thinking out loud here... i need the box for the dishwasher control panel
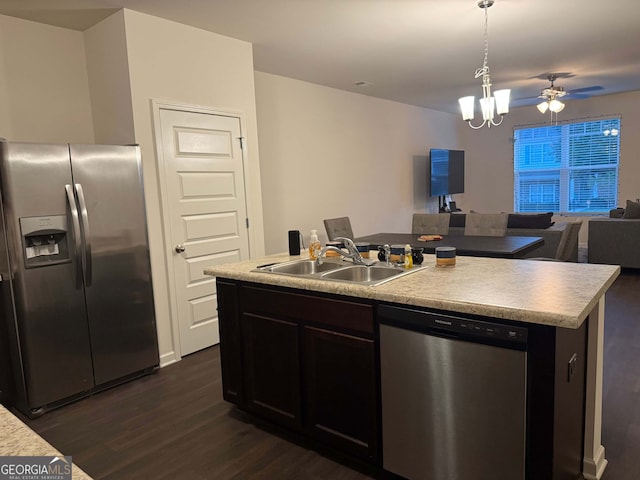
[444,317,527,343]
[378,304,528,347]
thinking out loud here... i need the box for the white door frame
[151,99,254,363]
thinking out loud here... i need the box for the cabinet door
[303,326,378,462]
[242,312,302,430]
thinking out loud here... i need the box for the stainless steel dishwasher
[379,305,528,480]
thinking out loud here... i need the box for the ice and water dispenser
[19,216,71,268]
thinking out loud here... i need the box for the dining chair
[464,213,508,236]
[411,213,450,235]
[529,220,582,262]
[323,217,354,240]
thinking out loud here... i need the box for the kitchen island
[205,252,619,480]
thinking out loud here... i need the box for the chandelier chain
[475,0,490,79]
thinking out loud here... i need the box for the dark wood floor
[17,270,640,480]
[19,342,373,479]
[600,270,640,479]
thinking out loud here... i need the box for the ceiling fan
[537,74,568,113]
[512,73,604,112]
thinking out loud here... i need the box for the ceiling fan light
[549,99,565,112]
[459,96,476,121]
[537,101,549,113]
[494,89,510,115]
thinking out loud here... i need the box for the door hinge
[239,137,245,150]
[246,217,250,229]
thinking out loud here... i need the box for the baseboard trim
[159,351,180,368]
[583,444,607,480]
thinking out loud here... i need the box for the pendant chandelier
[458,0,510,129]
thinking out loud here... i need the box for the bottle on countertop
[309,229,321,260]
[404,244,413,269]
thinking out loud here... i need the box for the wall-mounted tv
[429,148,465,197]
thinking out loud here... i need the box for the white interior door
[159,108,250,356]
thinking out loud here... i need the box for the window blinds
[514,118,620,213]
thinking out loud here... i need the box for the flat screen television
[429,148,465,197]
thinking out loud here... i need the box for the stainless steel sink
[254,259,424,286]
[268,259,342,275]
[321,265,404,282]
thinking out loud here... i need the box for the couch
[588,201,640,268]
[447,213,577,261]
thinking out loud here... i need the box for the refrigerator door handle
[75,183,92,287]
[65,184,83,289]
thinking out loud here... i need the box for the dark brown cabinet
[217,281,379,463]
[216,277,590,479]
[242,312,301,430]
[303,325,377,461]
[216,280,242,404]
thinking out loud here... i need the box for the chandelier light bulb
[537,101,549,113]
[479,96,495,121]
[459,96,476,121]
[494,89,510,115]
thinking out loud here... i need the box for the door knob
[175,244,185,253]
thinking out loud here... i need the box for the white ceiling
[2,0,640,113]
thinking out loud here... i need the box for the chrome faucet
[382,244,392,266]
[317,236,366,265]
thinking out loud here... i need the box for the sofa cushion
[622,200,640,219]
[507,212,554,229]
[610,208,625,218]
[589,218,640,268]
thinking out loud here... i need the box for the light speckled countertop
[204,252,620,329]
[0,405,92,479]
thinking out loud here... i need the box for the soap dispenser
[404,244,413,269]
[309,230,321,260]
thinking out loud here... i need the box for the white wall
[84,10,135,145]
[116,10,265,364]
[459,90,640,245]
[0,14,94,143]
[255,72,462,254]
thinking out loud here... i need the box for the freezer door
[69,144,158,385]
[0,142,94,410]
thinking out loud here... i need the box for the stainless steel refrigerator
[0,141,159,416]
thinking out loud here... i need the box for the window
[514,118,620,213]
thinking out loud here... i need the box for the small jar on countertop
[324,241,344,257]
[355,242,370,259]
[390,244,404,264]
[435,246,456,267]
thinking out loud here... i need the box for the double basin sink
[254,258,425,286]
